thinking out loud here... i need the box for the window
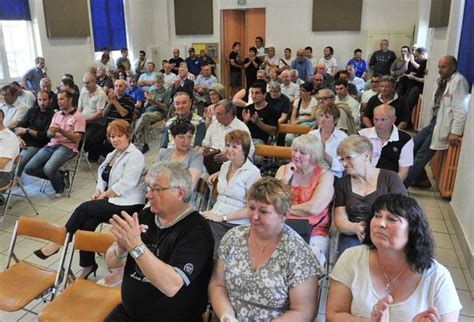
[0,20,37,82]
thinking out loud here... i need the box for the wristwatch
[130,244,146,259]
[222,215,228,222]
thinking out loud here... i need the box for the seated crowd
[0,37,468,321]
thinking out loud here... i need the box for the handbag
[202,148,223,175]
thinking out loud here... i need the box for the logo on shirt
[183,263,194,275]
[392,147,399,153]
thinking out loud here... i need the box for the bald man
[404,55,469,188]
[359,104,414,181]
[103,79,136,124]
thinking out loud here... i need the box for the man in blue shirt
[291,49,314,82]
[126,74,145,116]
[185,48,204,77]
[347,48,368,80]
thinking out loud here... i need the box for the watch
[130,244,146,259]
[222,215,228,222]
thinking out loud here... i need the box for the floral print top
[218,224,318,321]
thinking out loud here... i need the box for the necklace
[250,230,283,252]
[377,253,409,291]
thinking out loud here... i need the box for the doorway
[221,8,266,97]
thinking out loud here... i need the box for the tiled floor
[0,140,473,321]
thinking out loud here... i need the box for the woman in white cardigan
[34,119,146,279]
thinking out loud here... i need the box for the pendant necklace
[378,254,409,291]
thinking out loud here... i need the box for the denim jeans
[18,146,41,177]
[337,233,362,257]
[403,118,437,188]
[24,145,75,193]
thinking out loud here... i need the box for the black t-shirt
[369,50,397,75]
[265,93,291,118]
[244,102,279,142]
[363,95,409,126]
[106,94,135,123]
[169,57,184,74]
[121,208,214,322]
[17,106,54,147]
[407,59,427,89]
[229,51,241,73]
[244,57,262,86]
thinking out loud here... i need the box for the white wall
[28,0,95,87]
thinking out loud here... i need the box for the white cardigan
[96,143,146,206]
[431,71,470,150]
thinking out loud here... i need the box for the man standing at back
[21,57,47,94]
[369,39,397,76]
[185,48,204,77]
[404,55,470,188]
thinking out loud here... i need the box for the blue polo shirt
[291,58,314,82]
[126,86,145,104]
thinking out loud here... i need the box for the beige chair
[38,230,120,322]
[0,217,68,312]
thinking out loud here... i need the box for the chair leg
[17,181,39,215]
[0,189,14,224]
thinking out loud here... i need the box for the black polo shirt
[363,94,409,126]
[121,208,214,322]
[17,106,54,147]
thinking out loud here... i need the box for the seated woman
[327,193,461,321]
[202,130,260,254]
[203,83,226,128]
[34,119,146,279]
[308,103,347,178]
[209,177,319,321]
[155,120,203,190]
[276,134,334,268]
[334,135,406,255]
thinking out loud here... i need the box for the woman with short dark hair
[327,193,461,321]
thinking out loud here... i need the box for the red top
[288,165,330,237]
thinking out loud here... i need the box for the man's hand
[251,112,260,124]
[448,133,462,146]
[15,127,27,136]
[109,211,143,251]
[19,138,26,148]
[242,109,251,123]
[49,124,60,135]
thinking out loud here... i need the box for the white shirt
[279,57,293,70]
[281,82,300,101]
[309,128,347,178]
[350,76,366,92]
[78,86,107,119]
[361,89,378,104]
[163,72,179,90]
[265,55,280,73]
[359,125,414,168]
[202,117,255,157]
[335,95,360,125]
[212,159,261,225]
[330,246,462,321]
[1,100,29,127]
[18,90,36,108]
[319,57,338,71]
[0,128,20,173]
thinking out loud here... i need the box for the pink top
[288,165,330,237]
[47,109,86,153]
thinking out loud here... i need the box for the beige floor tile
[459,316,474,322]
[436,248,461,268]
[446,220,456,234]
[459,290,474,316]
[18,312,40,321]
[451,234,462,251]
[433,232,454,249]
[0,309,28,321]
[447,266,469,291]
[464,270,474,293]
[422,205,444,219]
[428,218,449,234]
[457,250,469,270]
[0,231,13,253]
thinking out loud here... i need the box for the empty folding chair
[38,230,120,322]
[0,217,68,312]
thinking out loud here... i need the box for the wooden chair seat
[38,279,121,322]
[255,145,293,159]
[277,123,311,135]
[0,262,56,312]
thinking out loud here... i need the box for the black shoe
[82,263,99,280]
[412,179,432,189]
[141,144,150,154]
[63,170,70,190]
[34,248,59,260]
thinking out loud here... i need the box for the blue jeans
[403,118,437,188]
[18,146,41,177]
[24,145,75,193]
[337,233,362,256]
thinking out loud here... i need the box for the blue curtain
[90,0,127,51]
[458,0,474,91]
[0,0,31,20]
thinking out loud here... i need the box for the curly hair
[363,194,434,273]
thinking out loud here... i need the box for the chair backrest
[16,217,67,246]
[255,144,292,159]
[277,123,311,135]
[73,230,116,254]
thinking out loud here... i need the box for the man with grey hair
[359,104,413,180]
[280,70,300,102]
[104,161,214,321]
[362,75,409,129]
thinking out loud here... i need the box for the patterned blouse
[218,225,318,320]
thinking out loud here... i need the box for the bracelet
[114,246,128,259]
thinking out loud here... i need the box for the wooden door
[244,8,266,88]
[222,10,245,97]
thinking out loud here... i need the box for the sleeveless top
[288,165,330,237]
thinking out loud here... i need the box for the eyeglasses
[316,96,333,101]
[338,154,359,163]
[147,186,179,193]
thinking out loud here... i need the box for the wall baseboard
[446,204,474,280]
